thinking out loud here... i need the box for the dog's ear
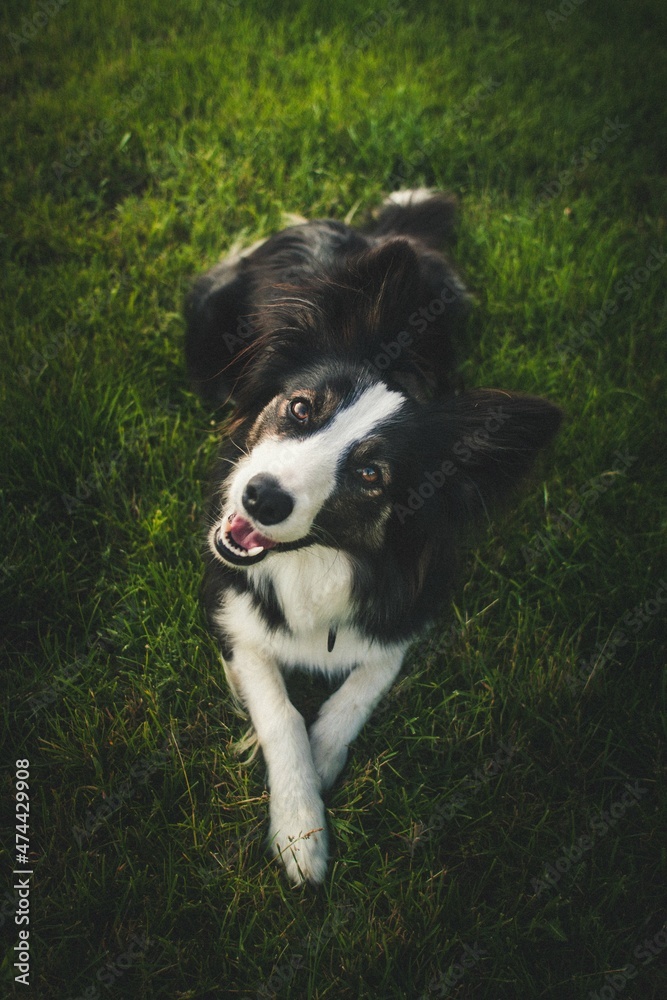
[424,389,563,519]
[388,389,561,603]
[184,259,254,406]
[345,235,466,395]
[350,237,422,336]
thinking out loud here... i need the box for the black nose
[242,474,294,525]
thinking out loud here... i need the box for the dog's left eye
[289,398,311,423]
[356,465,381,486]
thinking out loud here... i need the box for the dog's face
[209,365,422,567]
[209,361,563,571]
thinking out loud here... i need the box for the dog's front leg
[309,644,408,791]
[227,649,328,885]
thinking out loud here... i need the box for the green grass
[1,0,666,997]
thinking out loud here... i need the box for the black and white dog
[185,190,561,885]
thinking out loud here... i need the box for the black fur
[185,194,467,410]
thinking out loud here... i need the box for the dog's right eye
[289,398,311,423]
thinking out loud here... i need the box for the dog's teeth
[246,546,264,557]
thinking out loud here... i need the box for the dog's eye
[289,398,311,423]
[356,465,381,486]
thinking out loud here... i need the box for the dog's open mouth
[214,512,278,566]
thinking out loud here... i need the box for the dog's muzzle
[212,474,315,567]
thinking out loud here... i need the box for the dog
[184,189,562,885]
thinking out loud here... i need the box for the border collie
[185,189,561,885]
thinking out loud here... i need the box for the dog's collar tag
[327,628,337,652]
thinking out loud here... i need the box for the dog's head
[208,364,562,571]
[206,236,561,574]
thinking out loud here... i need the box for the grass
[1,0,666,997]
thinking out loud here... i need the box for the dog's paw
[309,721,349,792]
[269,796,329,885]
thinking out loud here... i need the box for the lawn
[1,0,666,997]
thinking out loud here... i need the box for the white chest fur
[215,546,391,675]
[253,545,354,633]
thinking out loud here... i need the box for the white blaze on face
[226,383,406,543]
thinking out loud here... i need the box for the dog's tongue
[229,514,277,551]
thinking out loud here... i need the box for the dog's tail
[368,188,459,251]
